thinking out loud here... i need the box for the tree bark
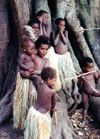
[0,0,100,138]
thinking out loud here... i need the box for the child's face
[47,77,56,89]
[31,23,40,32]
[38,44,49,58]
[24,42,36,55]
[84,63,94,72]
[57,20,65,31]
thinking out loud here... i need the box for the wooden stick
[62,70,97,82]
[78,27,100,32]
[54,111,57,126]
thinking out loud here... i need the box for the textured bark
[0,0,10,96]
[75,0,100,68]
[51,90,82,139]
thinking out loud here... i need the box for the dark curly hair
[28,19,40,26]
[82,57,93,67]
[41,67,57,81]
[35,36,50,48]
[22,37,34,48]
[36,10,48,17]
[55,18,65,25]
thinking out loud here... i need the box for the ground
[0,109,100,139]
[69,109,100,139]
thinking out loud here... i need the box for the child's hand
[34,31,40,37]
[24,71,31,78]
[39,17,43,23]
[29,69,34,73]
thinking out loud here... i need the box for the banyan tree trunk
[74,0,100,124]
[75,0,100,68]
[0,0,10,97]
[0,0,100,138]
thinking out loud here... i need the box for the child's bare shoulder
[40,83,56,94]
[19,52,27,59]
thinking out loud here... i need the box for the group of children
[14,9,100,139]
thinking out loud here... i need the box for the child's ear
[47,77,51,82]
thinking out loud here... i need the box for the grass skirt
[13,72,37,129]
[24,107,51,139]
[46,47,77,92]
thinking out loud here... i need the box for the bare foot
[81,120,85,127]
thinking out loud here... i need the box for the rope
[82,77,98,93]
[78,27,100,32]
[62,70,97,82]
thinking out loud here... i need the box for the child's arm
[31,70,41,75]
[44,58,49,68]
[60,30,68,44]
[42,24,51,37]
[42,24,48,37]
[95,70,100,83]
[38,17,44,36]
[53,31,60,46]
[50,91,56,117]
[20,70,31,78]
[18,54,29,71]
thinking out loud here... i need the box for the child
[47,17,76,93]
[18,38,35,78]
[19,36,50,90]
[28,19,40,38]
[51,18,68,55]
[78,57,100,127]
[36,10,50,37]
[24,67,57,139]
[13,36,49,129]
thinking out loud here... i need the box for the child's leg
[82,92,89,127]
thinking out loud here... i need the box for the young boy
[51,18,68,55]
[78,57,100,127]
[24,67,57,139]
[36,10,50,37]
[18,36,49,90]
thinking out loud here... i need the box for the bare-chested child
[24,67,56,139]
[36,10,50,37]
[18,36,50,90]
[34,67,56,113]
[78,57,100,127]
[18,38,35,79]
[51,18,68,55]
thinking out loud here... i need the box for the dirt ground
[69,109,100,139]
[0,109,100,139]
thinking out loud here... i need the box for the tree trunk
[0,0,100,138]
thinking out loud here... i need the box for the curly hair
[82,57,93,67]
[41,67,57,81]
[35,35,50,48]
[55,18,65,25]
[36,10,48,17]
[28,19,40,26]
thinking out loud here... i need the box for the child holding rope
[78,57,100,127]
